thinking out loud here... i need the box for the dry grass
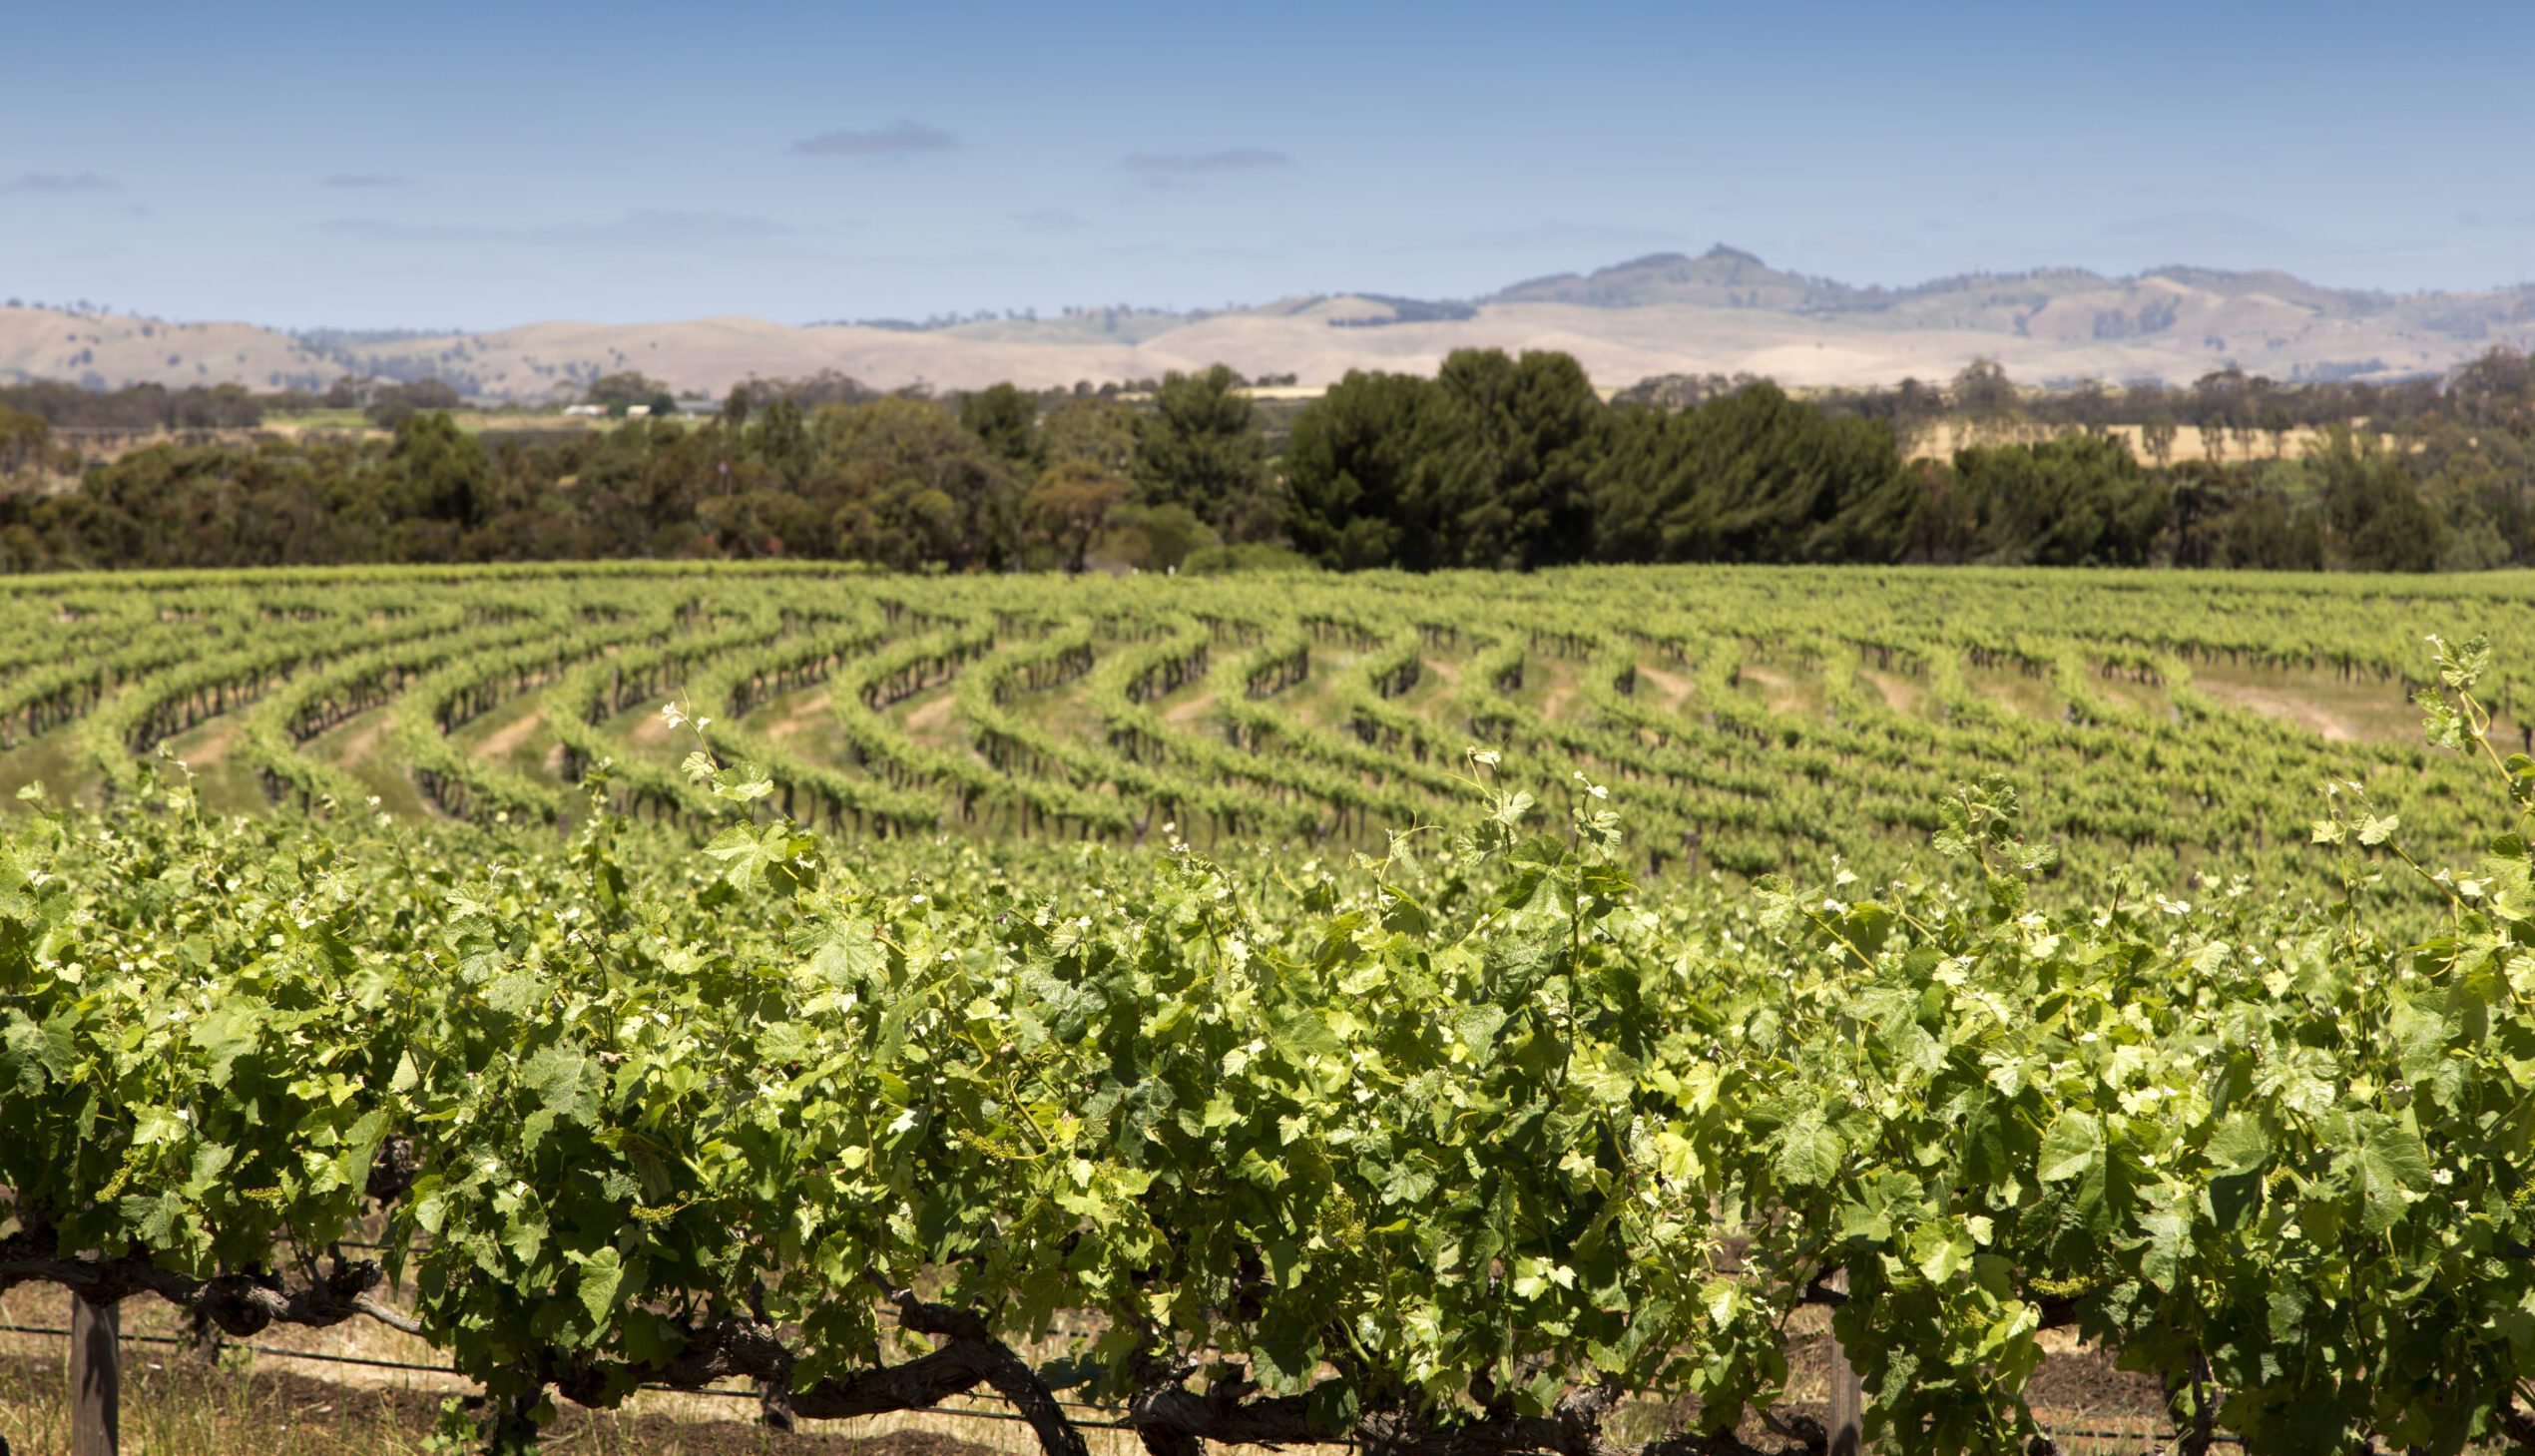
[11,263,2519,401]
[1903,419,2370,466]
[0,1347,1085,1456]
[0,1282,2189,1456]
[0,1283,1153,1456]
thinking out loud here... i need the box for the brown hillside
[5,249,2531,398]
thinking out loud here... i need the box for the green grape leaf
[573,1245,627,1323]
[1774,1111,1842,1188]
[2037,1112,2102,1183]
[2346,1118,2431,1233]
[2203,1114,2270,1178]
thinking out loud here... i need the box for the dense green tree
[9,348,2530,577]
[1041,396,1140,475]
[1415,349,1601,570]
[958,382,1044,475]
[365,378,462,428]
[753,397,811,487]
[0,378,267,431]
[37,435,370,568]
[2309,431,2446,572]
[1282,370,1437,569]
[582,371,670,409]
[2448,346,2535,427]
[694,489,829,560]
[814,397,1023,571]
[1025,460,1130,573]
[380,410,487,526]
[2163,461,2237,569]
[1101,502,1218,572]
[1937,434,2169,566]
[2214,495,2328,570]
[1950,359,2017,424]
[1134,365,1270,536]
[469,436,602,561]
[1590,382,1916,564]
[566,417,712,558]
[0,405,51,475]
[1282,352,1602,572]
[2413,416,2535,566]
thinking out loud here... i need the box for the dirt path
[903,693,960,746]
[1634,663,1695,713]
[2192,681,2360,741]
[168,715,241,766]
[763,693,833,742]
[1163,692,1218,728]
[627,707,678,746]
[1738,665,1803,715]
[1861,670,1923,717]
[325,714,393,767]
[475,707,547,758]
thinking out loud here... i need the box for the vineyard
[4,562,2531,894]
[10,561,2535,1455]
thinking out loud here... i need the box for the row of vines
[9,564,2535,1453]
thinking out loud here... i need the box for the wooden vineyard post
[1825,1267,1862,1456]
[70,1293,120,1456]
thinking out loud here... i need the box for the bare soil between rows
[0,1351,1002,1456]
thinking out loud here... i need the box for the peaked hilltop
[1486,244,2425,320]
[1489,244,1859,309]
[4,247,2530,398]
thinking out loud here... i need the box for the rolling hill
[7,245,2532,399]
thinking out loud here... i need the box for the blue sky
[3,0,2530,329]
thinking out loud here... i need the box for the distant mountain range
[8,245,2533,400]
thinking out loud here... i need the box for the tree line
[0,372,1265,574]
[2,348,2530,574]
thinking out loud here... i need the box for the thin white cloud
[1122,148,1289,175]
[315,209,794,249]
[2,172,117,195]
[1012,207,1086,232]
[792,121,958,158]
[315,218,480,243]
